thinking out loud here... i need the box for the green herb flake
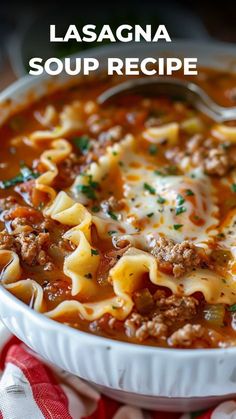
[91,249,99,256]
[108,230,117,236]
[185,189,194,196]
[157,195,166,204]
[73,136,90,154]
[118,161,124,167]
[91,205,100,213]
[176,194,185,206]
[77,184,96,200]
[175,206,187,216]
[0,166,40,189]
[147,212,154,218]
[144,183,155,195]
[77,175,99,200]
[149,144,158,155]
[108,210,118,221]
[173,224,183,230]
[232,184,236,193]
[228,304,236,312]
[154,170,165,176]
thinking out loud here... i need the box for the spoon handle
[98,77,236,123]
[188,81,236,122]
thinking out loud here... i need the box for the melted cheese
[77,135,219,250]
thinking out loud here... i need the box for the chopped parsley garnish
[175,206,187,215]
[176,194,185,206]
[112,305,119,310]
[91,249,99,256]
[73,136,90,154]
[232,184,236,193]
[91,205,100,213]
[84,273,92,279]
[77,184,96,200]
[149,144,158,155]
[147,212,154,218]
[118,161,124,167]
[87,176,99,189]
[228,304,236,312]
[76,175,99,200]
[154,170,165,176]
[157,195,166,204]
[0,166,40,189]
[173,224,183,230]
[185,189,194,196]
[144,183,155,194]
[108,210,118,220]
[108,230,117,236]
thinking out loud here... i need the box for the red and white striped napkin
[0,322,235,419]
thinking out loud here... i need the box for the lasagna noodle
[36,139,72,203]
[30,101,85,141]
[72,133,219,247]
[1,120,236,323]
[0,181,235,320]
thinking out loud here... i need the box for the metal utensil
[98,77,236,122]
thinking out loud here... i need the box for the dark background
[0,0,235,89]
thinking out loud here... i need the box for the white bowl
[0,41,236,412]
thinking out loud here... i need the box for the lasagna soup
[1,69,236,348]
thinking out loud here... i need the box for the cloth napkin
[0,322,235,419]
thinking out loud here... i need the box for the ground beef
[0,230,52,268]
[0,196,18,212]
[88,287,222,347]
[168,324,205,347]
[16,232,50,266]
[154,293,199,323]
[124,313,168,341]
[0,204,57,269]
[151,237,205,277]
[122,294,199,343]
[56,153,83,188]
[56,126,124,188]
[96,245,130,285]
[166,134,235,176]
